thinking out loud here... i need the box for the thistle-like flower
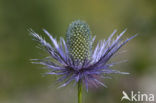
[30,20,136,90]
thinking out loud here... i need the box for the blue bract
[30,20,137,91]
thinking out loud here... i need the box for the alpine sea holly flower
[30,20,137,103]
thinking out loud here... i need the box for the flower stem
[78,80,82,103]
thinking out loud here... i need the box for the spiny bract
[30,20,137,90]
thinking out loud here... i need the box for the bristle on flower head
[30,20,137,90]
[66,20,92,63]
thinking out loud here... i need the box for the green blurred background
[0,0,156,103]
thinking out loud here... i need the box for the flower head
[66,20,92,64]
[30,20,137,90]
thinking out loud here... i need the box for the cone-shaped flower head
[66,20,92,64]
[30,20,137,90]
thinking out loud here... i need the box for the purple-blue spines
[30,20,137,91]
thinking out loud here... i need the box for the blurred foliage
[0,0,156,103]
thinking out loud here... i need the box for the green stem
[78,80,82,103]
